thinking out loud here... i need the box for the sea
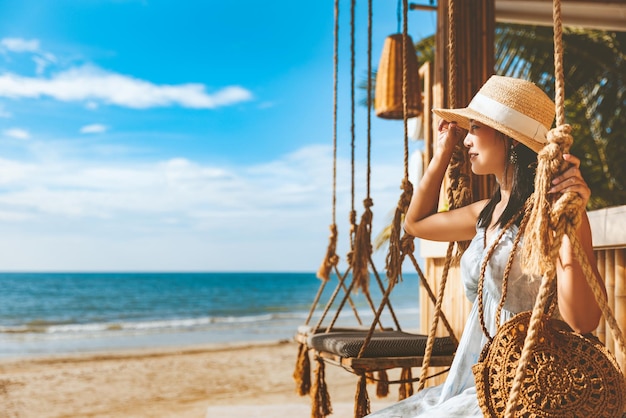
[0,272,422,359]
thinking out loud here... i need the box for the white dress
[366,225,541,417]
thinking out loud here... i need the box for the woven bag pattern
[473,311,626,417]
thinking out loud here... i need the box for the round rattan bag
[473,310,626,417]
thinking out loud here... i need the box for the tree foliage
[494,24,626,209]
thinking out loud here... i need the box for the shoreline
[0,339,397,417]
[0,338,291,364]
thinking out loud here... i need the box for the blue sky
[0,0,436,272]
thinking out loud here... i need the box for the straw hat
[432,75,555,153]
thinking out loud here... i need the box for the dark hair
[477,136,537,229]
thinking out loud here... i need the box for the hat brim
[432,107,546,153]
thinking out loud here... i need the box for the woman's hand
[437,120,466,154]
[548,154,591,207]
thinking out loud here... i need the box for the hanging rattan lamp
[375,33,422,119]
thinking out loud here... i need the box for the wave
[0,311,310,335]
[0,305,419,336]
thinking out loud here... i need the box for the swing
[293,1,466,417]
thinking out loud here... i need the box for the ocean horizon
[0,271,422,358]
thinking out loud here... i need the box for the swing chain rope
[359,0,413,359]
[315,0,341,285]
[352,0,375,295]
[384,0,412,289]
[418,0,465,391]
[312,0,363,333]
[504,0,626,415]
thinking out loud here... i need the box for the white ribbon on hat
[468,93,548,142]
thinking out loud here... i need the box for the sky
[0,0,436,272]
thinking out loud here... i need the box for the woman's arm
[551,153,605,334]
[404,120,483,242]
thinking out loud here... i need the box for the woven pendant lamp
[375,33,422,119]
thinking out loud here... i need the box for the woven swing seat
[308,330,456,372]
[295,324,395,345]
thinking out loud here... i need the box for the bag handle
[476,204,530,342]
[476,200,559,343]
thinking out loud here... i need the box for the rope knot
[521,124,581,277]
[400,234,415,256]
[349,210,357,230]
[398,178,413,212]
[316,223,339,281]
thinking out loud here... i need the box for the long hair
[477,133,537,229]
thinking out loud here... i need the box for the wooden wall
[595,246,626,373]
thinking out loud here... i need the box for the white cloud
[0,143,405,271]
[1,37,57,77]
[0,64,253,109]
[3,128,30,139]
[80,124,108,134]
[1,38,40,53]
[33,56,49,75]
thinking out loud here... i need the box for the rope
[315,0,341,284]
[552,0,565,128]
[504,1,626,414]
[301,0,342,400]
[402,0,410,183]
[446,0,472,256]
[407,248,458,345]
[353,18,377,403]
[476,205,530,342]
[384,0,412,285]
[350,0,356,246]
[351,0,374,294]
[417,242,454,391]
[419,0,468,390]
[447,0,457,109]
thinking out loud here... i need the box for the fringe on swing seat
[293,342,311,396]
[311,356,333,418]
[355,373,371,418]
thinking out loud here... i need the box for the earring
[509,144,518,165]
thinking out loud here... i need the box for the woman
[367,75,604,417]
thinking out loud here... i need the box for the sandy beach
[0,340,399,418]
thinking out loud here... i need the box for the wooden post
[615,248,625,371]
[596,250,607,344]
[606,249,616,352]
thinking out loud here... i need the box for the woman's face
[463,120,507,177]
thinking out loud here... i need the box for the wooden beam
[317,350,455,372]
[496,0,626,31]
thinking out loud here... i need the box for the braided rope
[384,0,412,284]
[447,0,457,109]
[419,0,471,390]
[312,0,363,328]
[351,0,375,294]
[417,242,454,391]
[446,0,472,254]
[504,2,626,414]
[315,0,341,284]
[407,249,458,345]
